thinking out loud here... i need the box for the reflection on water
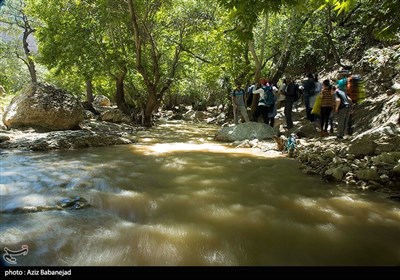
[1,121,400,265]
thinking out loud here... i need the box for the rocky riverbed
[1,44,399,201]
[1,105,400,201]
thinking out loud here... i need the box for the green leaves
[2,0,399,109]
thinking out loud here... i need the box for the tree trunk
[127,0,181,127]
[270,9,313,84]
[85,79,94,103]
[326,6,345,67]
[248,13,269,83]
[22,29,37,83]
[115,67,129,114]
[249,40,261,82]
[21,12,37,83]
[250,93,259,119]
[143,89,157,127]
[270,50,291,85]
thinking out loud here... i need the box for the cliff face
[351,44,400,134]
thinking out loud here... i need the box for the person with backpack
[267,84,279,127]
[252,81,275,126]
[303,73,316,122]
[246,83,255,108]
[231,82,250,125]
[283,78,299,129]
[346,74,365,135]
[277,79,287,109]
[336,69,349,93]
[311,74,323,124]
[319,80,335,137]
[252,83,269,124]
[333,85,352,139]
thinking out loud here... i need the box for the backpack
[287,83,299,101]
[246,85,254,107]
[294,86,300,102]
[303,79,315,95]
[336,90,351,109]
[261,85,274,106]
[314,81,322,95]
[346,74,366,104]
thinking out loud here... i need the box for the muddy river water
[1,121,399,265]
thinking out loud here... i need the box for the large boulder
[93,95,111,107]
[214,122,276,142]
[99,108,126,123]
[0,120,136,151]
[2,83,84,131]
[348,135,378,158]
[183,110,210,122]
[294,123,319,138]
[349,123,400,157]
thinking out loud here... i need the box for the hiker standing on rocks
[231,82,250,125]
[320,80,335,136]
[284,78,298,129]
[333,85,352,139]
[303,73,316,122]
[252,83,269,124]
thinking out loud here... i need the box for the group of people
[304,70,355,139]
[231,70,359,140]
[314,78,353,139]
[230,79,278,127]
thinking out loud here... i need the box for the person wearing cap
[336,69,349,93]
[231,82,250,125]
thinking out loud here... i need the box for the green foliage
[0,0,37,92]
[361,0,400,40]
[0,50,31,93]
[314,0,400,40]
[1,0,399,112]
[160,0,231,107]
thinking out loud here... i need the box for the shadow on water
[1,121,400,265]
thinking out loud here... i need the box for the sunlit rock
[214,122,275,142]
[0,133,10,142]
[2,83,84,131]
[183,110,210,122]
[100,108,126,123]
[93,95,111,107]
[392,82,400,91]
[0,120,136,151]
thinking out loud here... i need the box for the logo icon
[3,245,29,265]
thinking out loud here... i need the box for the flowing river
[1,121,400,266]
